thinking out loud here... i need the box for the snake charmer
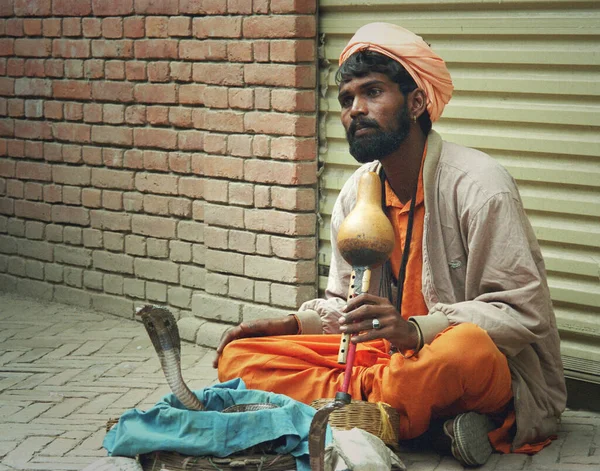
[214,22,567,467]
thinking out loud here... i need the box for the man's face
[338,72,410,163]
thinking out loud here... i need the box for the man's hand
[212,316,299,368]
[339,293,419,351]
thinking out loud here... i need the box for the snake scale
[137,305,335,470]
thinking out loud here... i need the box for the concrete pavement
[0,292,598,471]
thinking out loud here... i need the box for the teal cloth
[103,378,331,471]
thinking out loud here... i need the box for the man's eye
[367,88,382,97]
[340,97,353,108]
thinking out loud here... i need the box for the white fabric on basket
[324,428,406,471]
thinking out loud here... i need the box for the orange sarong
[219,323,513,441]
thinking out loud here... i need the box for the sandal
[443,412,495,467]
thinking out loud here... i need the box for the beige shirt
[297,130,567,448]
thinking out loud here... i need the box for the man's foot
[443,412,496,467]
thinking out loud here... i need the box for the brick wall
[0,0,319,348]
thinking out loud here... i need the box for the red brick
[91,167,134,190]
[0,118,14,137]
[14,38,50,57]
[24,19,43,36]
[15,77,51,97]
[6,18,24,37]
[245,160,316,185]
[227,0,252,14]
[244,112,315,137]
[25,141,44,159]
[52,39,90,58]
[24,58,45,77]
[135,172,178,195]
[228,88,253,110]
[253,40,269,62]
[91,39,133,58]
[52,122,91,143]
[105,60,125,80]
[52,81,90,100]
[125,105,145,124]
[179,39,227,61]
[42,18,61,37]
[271,136,316,161]
[102,147,123,168]
[8,99,23,117]
[7,58,23,76]
[253,135,270,157]
[64,102,83,121]
[203,86,228,109]
[61,185,80,204]
[62,18,82,37]
[204,110,244,133]
[134,83,177,104]
[169,152,191,174]
[91,81,133,102]
[147,106,169,125]
[170,61,191,81]
[64,59,84,78]
[134,0,178,14]
[0,78,15,97]
[82,146,102,165]
[102,17,122,39]
[168,16,191,37]
[25,99,43,118]
[179,84,205,105]
[0,197,15,216]
[92,125,132,146]
[192,63,243,86]
[272,89,315,112]
[123,149,143,169]
[271,0,316,14]
[204,134,226,154]
[254,0,268,13]
[82,188,101,207]
[192,109,205,129]
[178,176,203,198]
[243,16,315,39]
[53,0,92,15]
[102,103,124,124]
[0,160,15,178]
[90,209,131,231]
[245,64,315,88]
[62,144,82,163]
[92,0,133,16]
[24,181,43,200]
[134,39,178,59]
[227,41,252,62]
[52,205,89,225]
[14,0,51,16]
[44,184,62,203]
[180,0,226,14]
[203,155,243,179]
[134,128,177,150]
[82,18,101,37]
[14,200,51,222]
[126,61,146,81]
[123,16,144,38]
[7,178,24,197]
[147,62,169,82]
[0,39,15,57]
[228,134,252,157]
[146,16,168,37]
[83,58,103,79]
[14,120,51,140]
[169,107,192,128]
[44,59,63,77]
[271,39,314,63]
[142,150,168,171]
[43,142,62,161]
[101,189,123,210]
[7,139,25,157]
[52,164,91,185]
[178,130,204,151]
[142,194,169,215]
[193,16,241,39]
[82,103,101,123]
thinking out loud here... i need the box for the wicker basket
[139,451,296,471]
[310,399,400,446]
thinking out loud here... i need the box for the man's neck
[380,130,428,204]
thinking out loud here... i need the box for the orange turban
[339,22,453,122]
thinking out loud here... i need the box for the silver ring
[372,318,381,330]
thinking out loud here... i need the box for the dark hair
[336,50,432,135]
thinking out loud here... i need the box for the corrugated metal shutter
[317,0,600,382]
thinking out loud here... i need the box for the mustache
[348,117,381,137]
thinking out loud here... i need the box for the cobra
[137,304,331,470]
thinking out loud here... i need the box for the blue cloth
[103,378,331,471]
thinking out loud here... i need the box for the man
[214,23,566,466]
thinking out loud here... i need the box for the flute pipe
[337,267,371,365]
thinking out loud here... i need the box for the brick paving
[0,292,598,471]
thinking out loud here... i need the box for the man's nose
[350,96,367,118]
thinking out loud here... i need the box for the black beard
[346,105,411,164]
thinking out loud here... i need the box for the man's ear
[408,88,427,119]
